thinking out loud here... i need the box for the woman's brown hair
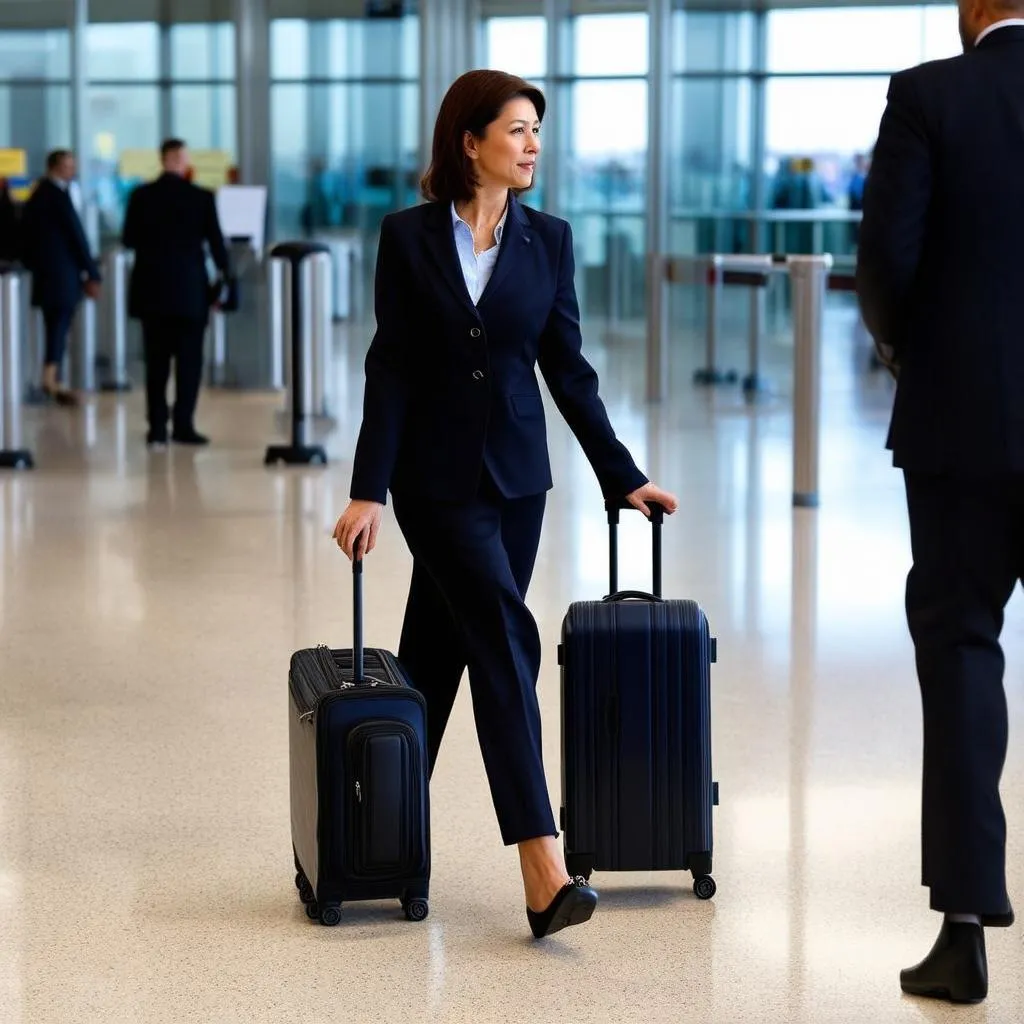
[421,69,546,205]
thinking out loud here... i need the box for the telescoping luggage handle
[352,538,366,684]
[605,498,665,600]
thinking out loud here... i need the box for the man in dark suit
[20,150,101,406]
[856,0,1024,1005]
[122,138,230,447]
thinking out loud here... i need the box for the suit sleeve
[64,194,100,282]
[538,222,648,499]
[204,190,230,275]
[348,216,412,505]
[855,69,932,355]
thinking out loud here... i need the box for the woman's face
[464,97,541,193]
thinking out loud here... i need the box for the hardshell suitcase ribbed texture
[559,500,718,900]
[289,555,430,926]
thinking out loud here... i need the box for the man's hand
[626,482,679,518]
[333,500,384,560]
[84,280,101,300]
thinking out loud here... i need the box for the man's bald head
[959,0,1024,50]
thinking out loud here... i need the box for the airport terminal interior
[2,1,1023,1022]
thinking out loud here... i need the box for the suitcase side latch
[712,781,719,806]
[710,637,718,665]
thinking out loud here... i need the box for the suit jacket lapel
[478,195,531,308]
[422,201,478,318]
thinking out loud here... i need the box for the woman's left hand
[626,482,679,518]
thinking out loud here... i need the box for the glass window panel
[485,17,547,79]
[325,17,418,78]
[669,77,753,211]
[170,23,236,81]
[563,79,647,213]
[171,85,237,157]
[271,20,310,79]
[0,83,70,178]
[766,76,888,162]
[0,30,70,81]
[87,24,160,81]
[671,11,755,74]
[923,4,962,61]
[272,80,419,240]
[572,13,648,77]
[767,8,927,74]
[87,85,160,238]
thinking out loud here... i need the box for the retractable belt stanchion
[0,269,34,470]
[70,292,97,392]
[694,256,738,385]
[207,309,227,387]
[264,242,329,467]
[789,254,833,508]
[101,248,132,392]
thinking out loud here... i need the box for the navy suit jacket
[21,178,100,310]
[856,26,1024,475]
[349,196,648,505]
[123,173,230,322]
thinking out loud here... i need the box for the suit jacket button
[470,327,482,338]
[472,370,485,380]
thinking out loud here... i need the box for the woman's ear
[463,130,479,162]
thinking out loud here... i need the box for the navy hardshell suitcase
[559,500,718,900]
[289,553,430,925]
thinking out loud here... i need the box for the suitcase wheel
[295,872,314,904]
[305,901,320,920]
[693,876,717,901]
[318,903,343,927]
[403,898,429,922]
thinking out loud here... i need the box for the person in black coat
[20,150,101,406]
[122,138,230,447]
[856,1,1024,1004]
[332,70,678,939]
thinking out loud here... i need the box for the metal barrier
[100,248,132,392]
[0,270,34,470]
[69,294,97,392]
[264,242,331,467]
[653,251,834,506]
[790,255,832,508]
[207,309,228,387]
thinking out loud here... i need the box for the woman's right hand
[333,500,384,560]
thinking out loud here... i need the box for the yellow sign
[0,148,27,178]
[190,149,232,190]
[119,149,162,182]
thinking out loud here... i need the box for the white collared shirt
[976,18,1024,46]
[451,202,508,306]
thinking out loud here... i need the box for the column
[645,0,671,401]
[69,0,95,249]
[234,0,271,188]
[419,0,473,173]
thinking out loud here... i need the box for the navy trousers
[391,474,553,846]
[904,471,1018,917]
[42,305,76,371]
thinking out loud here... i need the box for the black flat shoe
[526,879,598,939]
[900,921,987,1004]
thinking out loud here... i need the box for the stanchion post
[264,241,329,467]
[790,254,833,508]
[308,251,333,419]
[645,252,669,403]
[742,277,769,399]
[0,271,35,470]
[694,255,738,386]
[70,294,97,392]
[207,310,227,387]
[101,248,131,392]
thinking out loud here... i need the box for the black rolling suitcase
[559,499,719,900]
[288,552,430,926]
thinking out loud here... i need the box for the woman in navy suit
[334,70,678,939]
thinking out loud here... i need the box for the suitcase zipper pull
[355,781,362,804]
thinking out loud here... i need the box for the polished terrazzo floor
[1,307,1022,1023]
